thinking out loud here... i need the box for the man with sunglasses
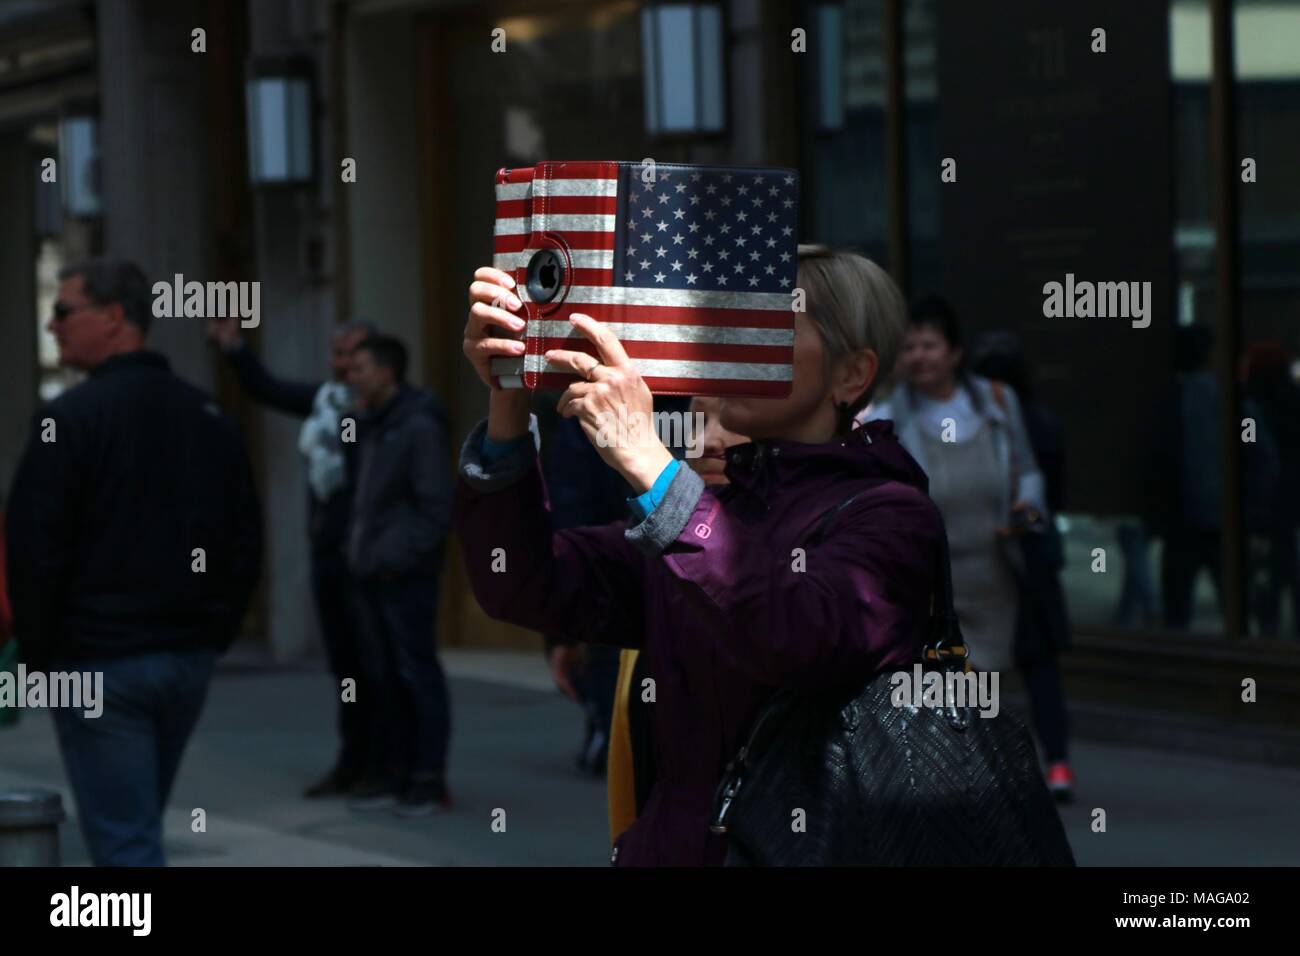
[5,257,262,866]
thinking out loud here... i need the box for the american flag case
[491,161,800,397]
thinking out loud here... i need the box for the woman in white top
[867,296,1076,799]
[872,297,1046,670]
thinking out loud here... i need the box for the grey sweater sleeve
[624,461,705,556]
[458,415,542,493]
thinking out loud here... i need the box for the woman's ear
[836,348,879,406]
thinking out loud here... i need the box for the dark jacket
[540,411,633,654]
[224,343,353,552]
[346,385,452,582]
[5,351,262,668]
[1021,402,1066,516]
[455,417,942,866]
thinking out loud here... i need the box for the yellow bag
[606,649,640,844]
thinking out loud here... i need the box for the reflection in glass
[641,3,725,135]
[1237,0,1300,640]
[803,0,888,265]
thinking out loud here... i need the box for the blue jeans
[351,573,450,784]
[52,648,217,866]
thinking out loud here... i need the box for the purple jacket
[454,417,942,866]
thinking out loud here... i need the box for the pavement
[2,647,1299,866]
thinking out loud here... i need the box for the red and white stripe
[491,162,793,397]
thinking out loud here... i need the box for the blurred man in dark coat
[6,257,261,865]
[343,335,454,816]
[206,315,375,797]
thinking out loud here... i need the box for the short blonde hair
[797,245,907,426]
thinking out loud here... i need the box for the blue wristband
[628,458,681,522]
[481,432,530,466]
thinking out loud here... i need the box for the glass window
[1237,0,1300,640]
[1060,0,1223,637]
[800,0,888,266]
[893,0,1229,642]
[641,3,725,135]
[30,122,88,401]
[904,0,939,294]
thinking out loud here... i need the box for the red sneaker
[1046,762,1075,803]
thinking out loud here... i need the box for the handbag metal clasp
[928,642,972,730]
[711,773,742,835]
[944,699,971,731]
[711,752,747,835]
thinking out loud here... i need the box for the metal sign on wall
[937,0,1175,516]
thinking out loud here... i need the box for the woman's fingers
[555,381,594,415]
[568,313,631,368]
[545,348,602,379]
[539,315,634,383]
[468,279,522,313]
[469,299,525,334]
[464,265,528,391]
[465,336,527,388]
[471,336,527,358]
[473,265,516,286]
[469,266,516,297]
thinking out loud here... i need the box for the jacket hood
[721,418,930,501]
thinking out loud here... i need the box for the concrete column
[95,0,214,389]
[343,9,425,376]
[247,0,337,661]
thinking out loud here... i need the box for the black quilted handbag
[710,486,1076,866]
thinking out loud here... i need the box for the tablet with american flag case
[491,161,800,397]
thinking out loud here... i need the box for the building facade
[2,0,1297,754]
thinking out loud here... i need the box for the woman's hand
[464,266,527,388]
[997,500,1042,538]
[464,266,531,440]
[546,314,674,494]
[548,644,583,702]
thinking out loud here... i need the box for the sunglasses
[51,302,93,322]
